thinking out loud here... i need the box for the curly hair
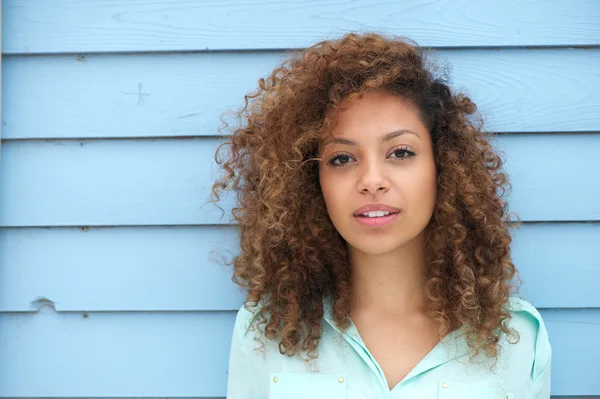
[211,31,522,363]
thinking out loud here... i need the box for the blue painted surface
[1,135,598,226]
[0,310,236,397]
[0,226,245,312]
[0,309,598,396]
[0,223,598,313]
[2,49,599,139]
[2,0,599,53]
[0,0,598,397]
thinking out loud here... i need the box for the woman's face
[318,90,437,256]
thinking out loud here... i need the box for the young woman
[212,32,551,399]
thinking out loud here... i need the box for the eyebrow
[324,129,420,147]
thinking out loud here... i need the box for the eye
[389,146,416,160]
[328,153,354,167]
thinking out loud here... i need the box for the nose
[356,159,390,194]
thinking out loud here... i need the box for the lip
[353,203,402,228]
[355,211,400,227]
[353,203,401,216]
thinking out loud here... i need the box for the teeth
[361,210,392,217]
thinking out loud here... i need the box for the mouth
[353,209,401,228]
[355,210,398,218]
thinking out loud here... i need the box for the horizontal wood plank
[2,49,599,139]
[0,226,245,312]
[512,223,600,308]
[2,0,599,54]
[0,223,598,312]
[0,309,597,396]
[0,138,235,226]
[0,135,599,227]
[0,310,234,397]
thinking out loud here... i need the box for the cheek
[319,169,348,220]
[403,163,437,209]
[419,165,438,210]
[318,169,333,207]
[319,171,337,207]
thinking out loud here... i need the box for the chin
[346,236,407,256]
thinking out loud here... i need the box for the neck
[348,232,428,317]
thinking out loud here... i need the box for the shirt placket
[339,322,392,398]
[322,296,470,398]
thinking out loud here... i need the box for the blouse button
[273,376,278,383]
[442,382,449,389]
[338,377,345,383]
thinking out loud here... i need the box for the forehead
[322,90,428,142]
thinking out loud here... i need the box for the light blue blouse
[226,295,551,398]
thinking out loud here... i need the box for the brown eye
[328,154,354,167]
[389,147,416,160]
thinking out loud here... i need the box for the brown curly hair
[211,31,522,363]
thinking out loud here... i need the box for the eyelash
[327,146,416,167]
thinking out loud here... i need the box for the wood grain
[2,49,598,139]
[2,0,599,54]
[0,309,597,396]
[0,223,598,312]
[1,135,598,226]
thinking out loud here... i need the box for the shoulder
[505,296,548,344]
[503,297,552,381]
[506,296,546,334]
[234,304,258,337]
[233,300,268,338]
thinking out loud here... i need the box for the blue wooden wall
[1,0,599,397]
